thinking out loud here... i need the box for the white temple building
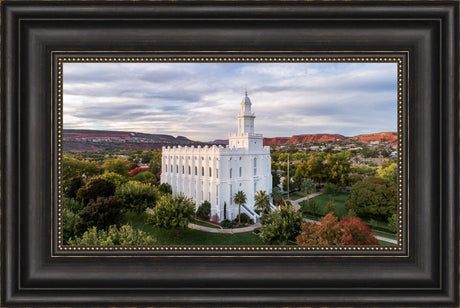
[161,91,272,222]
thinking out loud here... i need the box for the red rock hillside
[263,132,397,146]
[350,132,398,145]
[264,134,346,146]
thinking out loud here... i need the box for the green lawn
[127,215,264,245]
[301,192,349,217]
[283,190,312,201]
[191,219,221,229]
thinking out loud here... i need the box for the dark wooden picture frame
[2,1,458,306]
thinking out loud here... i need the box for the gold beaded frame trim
[55,55,407,254]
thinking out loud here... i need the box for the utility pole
[287,153,290,200]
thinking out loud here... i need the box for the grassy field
[283,190,313,201]
[127,214,264,245]
[301,192,349,217]
[191,219,221,229]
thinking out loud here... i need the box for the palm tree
[270,186,283,209]
[254,190,271,215]
[233,190,247,224]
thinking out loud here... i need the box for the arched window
[239,167,242,177]
[209,167,212,177]
[182,165,185,174]
[176,165,178,173]
[229,168,232,178]
[254,157,257,175]
[170,165,173,172]
[188,166,191,174]
[165,164,168,172]
[202,167,204,176]
[195,166,197,175]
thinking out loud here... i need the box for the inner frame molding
[54,54,407,254]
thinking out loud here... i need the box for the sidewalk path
[290,191,323,210]
[188,222,262,234]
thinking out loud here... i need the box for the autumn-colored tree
[102,157,130,177]
[129,167,150,176]
[296,213,379,246]
[324,197,339,217]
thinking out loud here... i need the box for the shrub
[115,181,159,214]
[306,199,319,216]
[237,213,254,224]
[324,198,339,217]
[65,176,85,199]
[99,171,129,187]
[63,197,85,213]
[210,214,219,223]
[388,213,398,233]
[220,219,233,229]
[147,194,195,238]
[68,225,157,246]
[158,183,172,194]
[324,182,340,195]
[259,203,302,245]
[132,171,156,183]
[63,207,80,244]
[76,178,116,205]
[196,201,211,219]
[74,196,126,235]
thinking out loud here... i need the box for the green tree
[115,181,159,214]
[305,152,327,184]
[132,171,156,183]
[65,176,85,199]
[254,190,271,215]
[377,161,397,184]
[324,151,351,186]
[62,155,101,186]
[99,171,129,187]
[196,200,211,219]
[388,213,398,233]
[345,177,397,220]
[323,182,340,195]
[271,171,281,188]
[76,178,116,205]
[233,190,247,224]
[69,225,157,246]
[62,207,80,244]
[300,178,316,206]
[75,196,126,235]
[324,197,339,217]
[259,202,302,245]
[270,187,283,208]
[306,199,319,217]
[102,157,130,177]
[147,194,195,238]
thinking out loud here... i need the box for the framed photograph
[2,1,458,307]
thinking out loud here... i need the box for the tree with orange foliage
[296,213,379,246]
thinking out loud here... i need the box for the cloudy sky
[63,62,397,141]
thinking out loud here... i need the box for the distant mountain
[349,132,398,145]
[263,132,397,146]
[63,129,398,152]
[63,129,206,152]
